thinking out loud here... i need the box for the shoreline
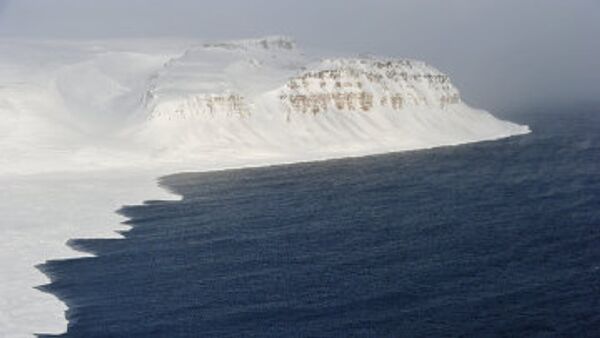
[1,128,529,337]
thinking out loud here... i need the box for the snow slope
[0,37,529,337]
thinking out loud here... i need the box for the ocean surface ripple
[39,108,600,337]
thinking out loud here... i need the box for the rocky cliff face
[148,93,250,120]
[143,39,464,122]
[278,58,461,115]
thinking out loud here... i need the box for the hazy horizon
[1,0,598,113]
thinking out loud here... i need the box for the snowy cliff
[143,37,462,121]
[135,36,528,160]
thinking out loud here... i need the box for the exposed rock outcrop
[278,58,461,115]
[149,93,250,120]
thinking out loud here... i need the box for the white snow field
[0,37,529,337]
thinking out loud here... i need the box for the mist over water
[39,108,600,337]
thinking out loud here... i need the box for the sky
[0,0,598,113]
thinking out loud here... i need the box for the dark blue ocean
[39,108,600,337]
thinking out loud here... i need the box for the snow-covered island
[0,37,529,337]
